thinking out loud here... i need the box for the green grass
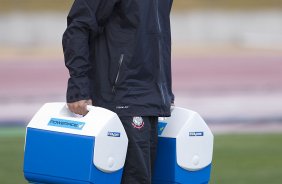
[0,0,281,12]
[210,134,282,184]
[172,0,282,10]
[0,128,282,184]
[0,128,27,184]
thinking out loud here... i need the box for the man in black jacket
[63,0,174,183]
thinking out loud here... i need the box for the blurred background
[0,0,282,183]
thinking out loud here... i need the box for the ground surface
[1,129,282,184]
[0,47,281,133]
[0,0,281,12]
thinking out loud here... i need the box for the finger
[67,103,75,113]
[68,102,81,115]
[81,108,89,116]
[67,100,90,115]
[78,101,88,115]
[86,99,92,105]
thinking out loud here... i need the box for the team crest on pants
[132,117,144,129]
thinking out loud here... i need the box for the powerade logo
[189,132,204,137]
[48,118,85,130]
[158,122,167,136]
[107,132,121,137]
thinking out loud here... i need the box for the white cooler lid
[27,102,128,173]
[159,107,214,171]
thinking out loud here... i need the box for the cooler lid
[158,107,214,171]
[27,102,121,137]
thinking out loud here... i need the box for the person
[62,0,174,183]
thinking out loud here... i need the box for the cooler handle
[59,104,96,119]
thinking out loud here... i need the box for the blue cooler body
[153,107,214,184]
[23,103,128,184]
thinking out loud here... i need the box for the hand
[67,99,92,116]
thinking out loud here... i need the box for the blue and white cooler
[23,102,128,184]
[153,107,214,184]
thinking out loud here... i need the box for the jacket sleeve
[62,0,117,103]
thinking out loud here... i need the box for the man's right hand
[67,99,92,116]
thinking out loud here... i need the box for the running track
[0,51,282,130]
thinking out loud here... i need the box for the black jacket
[63,0,174,117]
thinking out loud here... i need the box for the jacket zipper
[156,0,166,106]
[156,0,162,33]
[112,54,124,93]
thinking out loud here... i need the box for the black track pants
[120,116,158,184]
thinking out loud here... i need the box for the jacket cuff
[66,76,91,103]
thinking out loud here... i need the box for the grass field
[0,0,281,12]
[0,128,282,184]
